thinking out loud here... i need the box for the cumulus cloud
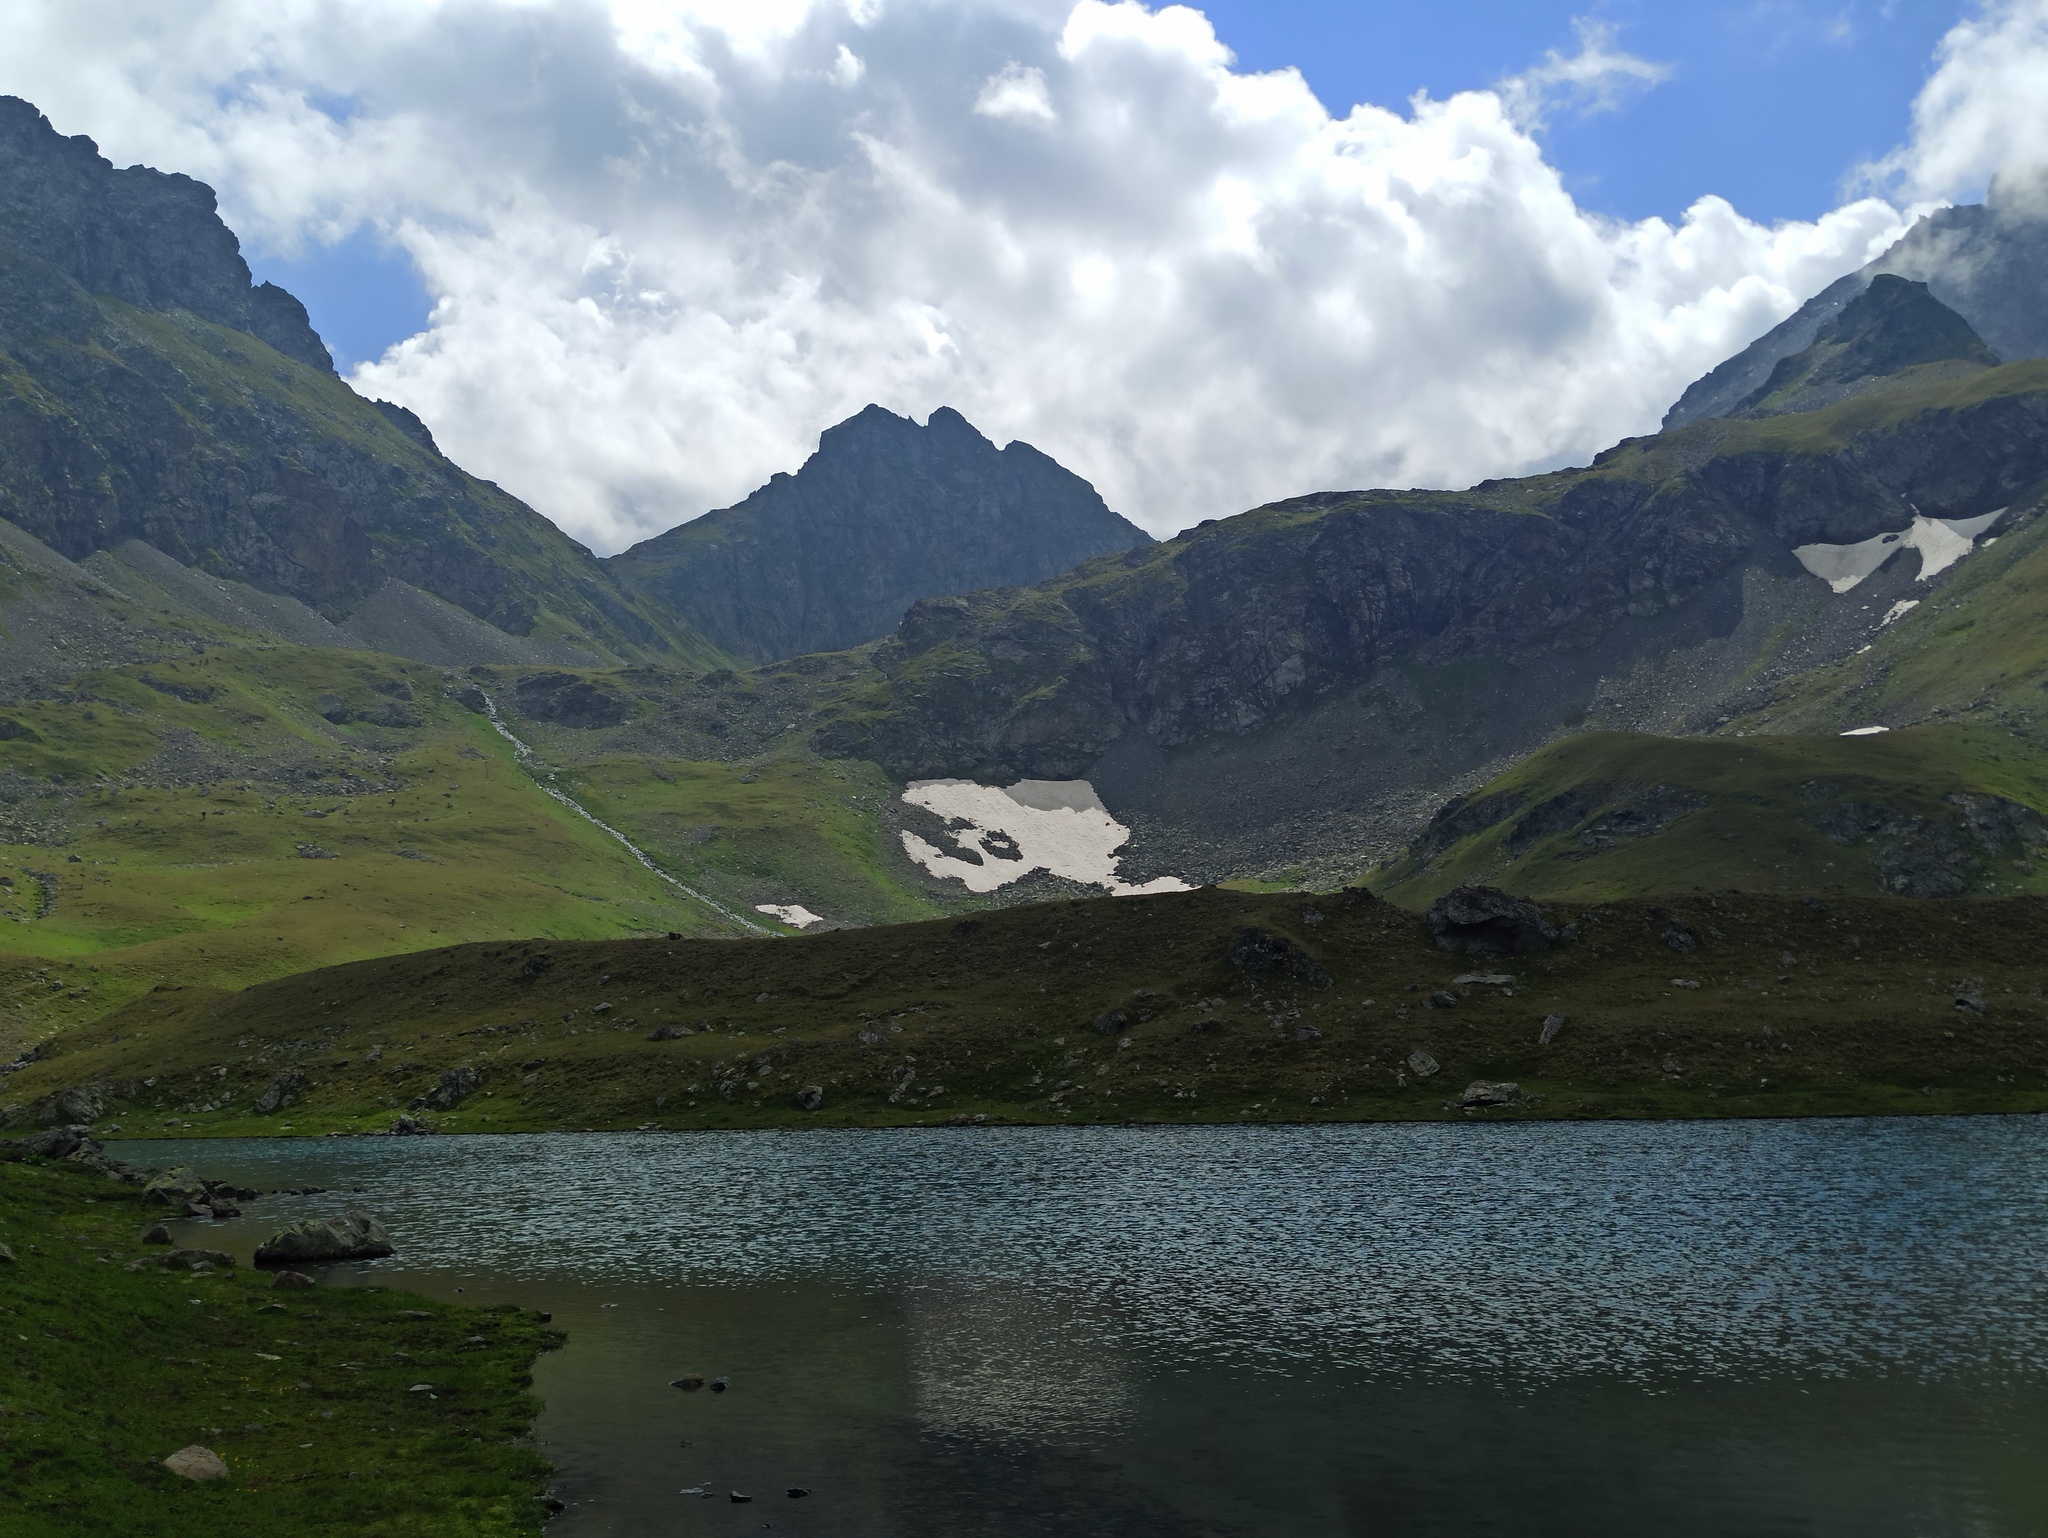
[0,0,1929,551]
[1870,0,2048,205]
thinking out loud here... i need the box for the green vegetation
[12,887,2047,1135]
[1373,726,2048,906]
[0,1156,559,1536]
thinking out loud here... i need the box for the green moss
[0,1158,560,1536]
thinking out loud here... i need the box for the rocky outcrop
[254,1213,395,1267]
[1426,887,1560,956]
[609,405,1150,663]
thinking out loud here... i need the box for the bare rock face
[414,1067,480,1112]
[608,404,1151,664]
[254,1213,394,1267]
[1426,886,1559,956]
[0,96,330,369]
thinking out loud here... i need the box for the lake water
[117,1118,2048,1536]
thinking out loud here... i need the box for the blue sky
[252,0,1972,372]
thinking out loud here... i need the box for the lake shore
[0,1153,561,1537]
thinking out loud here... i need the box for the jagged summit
[608,405,1152,663]
[1664,174,2048,429]
[0,95,331,371]
[1729,276,1996,418]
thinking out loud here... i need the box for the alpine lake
[112,1116,2048,1537]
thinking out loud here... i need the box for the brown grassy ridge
[7,886,2048,1135]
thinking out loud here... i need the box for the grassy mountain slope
[1375,486,2048,906]
[10,886,2047,1135]
[1373,726,2047,906]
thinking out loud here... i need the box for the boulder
[415,1066,480,1111]
[162,1445,229,1482]
[271,1269,315,1289]
[252,1069,305,1116]
[0,1240,13,1263]
[1089,1009,1128,1035]
[141,1222,173,1245]
[50,1086,103,1124]
[1227,928,1332,988]
[1538,1013,1567,1045]
[141,1167,208,1208]
[1406,1050,1440,1080]
[1459,1081,1521,1108]
[670,1374,705,1391]
[254,1213,394,1267]
[387,1114,435,1135]
[1426,886,1559,956]
[647,1023,693,1041]
[1664,923,1699,954]
[794,1085,824,1111]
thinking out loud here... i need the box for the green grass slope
[11,886,2047,1134]
[0,1155,558,1536]
[1374,726,2048,907]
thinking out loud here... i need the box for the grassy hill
[0,643,967,1058]
[10,886,2046,1135]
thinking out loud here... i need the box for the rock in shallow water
[254,1213,394,1267]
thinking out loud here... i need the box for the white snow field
[755,903,825,929]
[900,779,1193,897]
[1792,509,2005,593]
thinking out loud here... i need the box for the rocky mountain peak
[1731,275,1996,418]
[0,95,331,370]
[608,405,1152,663]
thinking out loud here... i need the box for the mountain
[606,405,1151,663]
[0,96,716,668]
[1664,171,2048,429]
[1727,275,1997,418]
[803,359,2048,885]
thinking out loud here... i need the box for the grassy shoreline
[0,1156,562,1536]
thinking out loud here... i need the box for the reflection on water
[117,1118,2048,1536]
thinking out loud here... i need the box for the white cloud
[1869,0,2048,204]
[0,0,1927,554]
[1497,18,1671,130]
[975,62,1058,123]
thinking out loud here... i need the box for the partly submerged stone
[254,1213,394,1267]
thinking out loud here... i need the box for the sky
[3,1,2045,551]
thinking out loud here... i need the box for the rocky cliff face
[0,96,713,666]
[1665,175,2048,429]
[0,97,329,371]
[608,405,1150,663]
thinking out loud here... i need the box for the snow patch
[1880,599,1920,626]
[755,903,824,929]
[900,779,1193,896]
[1792,509,2006,594]
[1840,726,1891,736]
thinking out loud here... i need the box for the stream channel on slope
[114,1117,2048,1536]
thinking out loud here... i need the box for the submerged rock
[254,1213,394,1267]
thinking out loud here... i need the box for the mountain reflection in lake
[122,1117,2048,1536]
